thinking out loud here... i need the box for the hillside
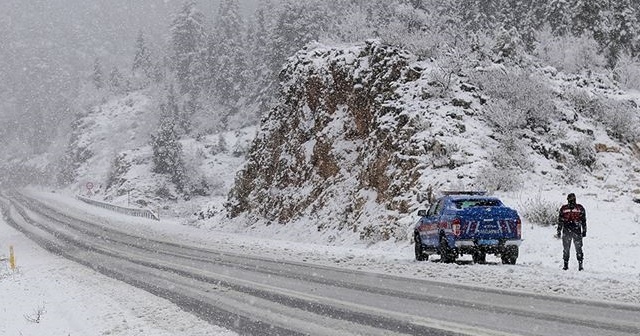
[56,40,640,244]
[57,89,255,218]
[223,40,640,242]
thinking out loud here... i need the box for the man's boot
[563,261,568,270]
[578,261,583,271]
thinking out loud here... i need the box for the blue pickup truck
[413,192,521,264]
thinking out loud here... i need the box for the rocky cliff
[227,41,425,240]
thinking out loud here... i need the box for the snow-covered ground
[0,197,237,336]
[1,187,639,335]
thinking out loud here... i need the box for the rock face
[227,41,422,241]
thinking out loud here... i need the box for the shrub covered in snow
[567,89,640,143]
[519,194,562,227]
[472,68,557,132]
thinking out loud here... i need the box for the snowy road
[2,191,640,336]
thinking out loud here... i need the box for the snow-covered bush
[571,139,597,170]
[613,52,640,91]
[604,100,640,142]
[484,99,527,134]
[534,28,606,74]
[476,165,521,193]
[568,91,640,142]
[471,68,556,131]
[562,162,585,185]
[519,194,561,227]
[105,153,130,191]
[208,134,228,155]
[428,48,467,97]
[492,26,526,64]
[475,139,530,192]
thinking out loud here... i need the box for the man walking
[556,193,587,271]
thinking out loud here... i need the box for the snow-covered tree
[268,1,330,76]
[492,26,525,62]
[92,58,104,89]
[151,100,186,191]
[454,0,501,32]
[244,0,279,117]
[606,0,638,67]
[108,66,126,93]
[546,0,572,36]
[211,0,246,107]
[534,27,606,73]
[170,0,208,95]
[498,0,539,51]
[571,0,605,38]
[613,51,640,90]
[132,31,154,84]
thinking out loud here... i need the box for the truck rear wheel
[501,246,518,265]
[472,251,486,264]
[440,236,457,263]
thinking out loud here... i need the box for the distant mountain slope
[52,40,639,243]
[59,89,254,216]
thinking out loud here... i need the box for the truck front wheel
[414,234,428,261]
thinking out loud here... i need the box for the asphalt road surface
[1,191,639,336]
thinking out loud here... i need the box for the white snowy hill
[63,40,640,248]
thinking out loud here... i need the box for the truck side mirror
[417,209,427,217]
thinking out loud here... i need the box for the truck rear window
[453,199,501,209]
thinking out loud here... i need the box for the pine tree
[132,30,154,82]
[499,0,539,51]
[170,0,208,96]
[245,0,277,116]
[607,0,638,67]
[151,100,187,192]
[108,66,125,93]
[454,0,501,32]
[268,1,330,76]
[162,84,189,134]
[92,58,104,89]
[571,0,605,38]
[546,0,572,36]
[492,26,524,61]
[211,0,247,107]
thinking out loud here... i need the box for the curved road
[1,191,639,336]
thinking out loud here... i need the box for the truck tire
[472,251,486,264]
[440,236,457,263]
[414,234,428,261]
[501,246,518,265]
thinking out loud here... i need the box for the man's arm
[556,206,564,238]
[581,204,587,237]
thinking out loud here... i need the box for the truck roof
[446,194,499,201]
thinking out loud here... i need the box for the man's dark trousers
[562,231,583,263]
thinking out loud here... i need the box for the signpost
[86,181,94,196]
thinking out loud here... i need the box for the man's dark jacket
[558,203,587,236]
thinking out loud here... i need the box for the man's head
[567,193,576,205]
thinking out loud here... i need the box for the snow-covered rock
[226,40,640,243]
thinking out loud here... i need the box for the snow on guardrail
[75,195,159,221]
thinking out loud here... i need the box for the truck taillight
[452,217,461,236]
[516,217,522,237]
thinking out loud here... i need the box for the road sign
[86,182,94,190]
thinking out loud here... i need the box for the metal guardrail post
[9,245,16,270]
